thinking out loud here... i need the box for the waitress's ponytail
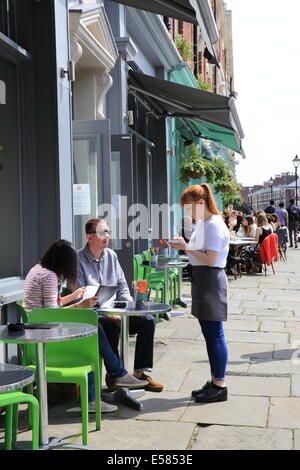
[200,183,219,215]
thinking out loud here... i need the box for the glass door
[72,120,111,249]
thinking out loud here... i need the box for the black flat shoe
[194,385,228,403]
[191,381,213,398]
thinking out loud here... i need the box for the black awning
[108,0,198,23]
[128,70,245,156]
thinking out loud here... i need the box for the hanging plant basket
[185,170,205,179]
[218,185,232,193]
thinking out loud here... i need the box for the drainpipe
[193,24,198,78]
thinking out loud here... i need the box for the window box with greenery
[175,34,194,61]
[197,74,211,92]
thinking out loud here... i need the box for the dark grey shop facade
[0,0,72,360]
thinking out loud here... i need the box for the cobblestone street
[1,248,300,450]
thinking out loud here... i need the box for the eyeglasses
[88,230,111,236]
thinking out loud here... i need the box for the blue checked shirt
[76,245,132,303]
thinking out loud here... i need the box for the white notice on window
[73,184,91,215]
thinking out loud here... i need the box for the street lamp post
[269,177,274,201]
[292,155,300,206]
[249,187,253,208]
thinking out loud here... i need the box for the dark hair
[290,199,295,204]
[245,216,254,225]
[85,218,101,234]
[279,202,284,208]
[270,200,275,205]
[224,214,231,228]
[242,216,254,237]
[85,218,108,234]
[40,240,77,286]
[234,214,244,232]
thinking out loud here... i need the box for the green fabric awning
[185,118,243,156]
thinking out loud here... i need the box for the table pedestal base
[39,436,96,451]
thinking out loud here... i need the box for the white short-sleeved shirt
[187,215,230,268]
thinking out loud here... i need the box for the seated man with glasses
[76,218,164,393]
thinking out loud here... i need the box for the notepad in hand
[82,285,99,300]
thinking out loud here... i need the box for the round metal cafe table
[98,303,171,367]
[0,323,97,450]
[98,303,171,409]
[0,362,35,393]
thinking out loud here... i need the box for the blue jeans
[88,322,127,402]
[198,320,228,381]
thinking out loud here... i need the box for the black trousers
[99,314,156,371]
[289,222,299,246]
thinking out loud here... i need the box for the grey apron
[190,265,228,321]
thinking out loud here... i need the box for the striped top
[23,264,60,312]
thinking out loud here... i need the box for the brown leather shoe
[139,373,164,392]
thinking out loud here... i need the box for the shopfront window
[0,56,21,278]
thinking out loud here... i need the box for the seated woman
[23,239,147,413]
[238,216,257,238]
[233,214,244,233]
[240,214,273,273]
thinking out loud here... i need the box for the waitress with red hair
[170,183,229,403]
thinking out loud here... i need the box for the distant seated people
[233,214,244,233]
[240,214,273,274]
[265,200,276,214]
[239,216,257,238]
[275,202,288,227]
[255,213,273,244]
[76,218,164,393]
[23,240,147,414]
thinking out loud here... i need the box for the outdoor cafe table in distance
[98,303,171,408]
[229,238,257,256]
[0,322,97,450]
[152,260,188,307]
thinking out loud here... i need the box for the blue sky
[226,0,300,186]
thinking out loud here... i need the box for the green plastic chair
[134,255,165,303]
[24,308,101,447]
[134,255,165,323]
[142,250,177,304]
[0,390,39,450]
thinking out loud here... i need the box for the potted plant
[211,156,232,181]
[214,176,242,207]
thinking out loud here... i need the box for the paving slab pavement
[1,247,300,451]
